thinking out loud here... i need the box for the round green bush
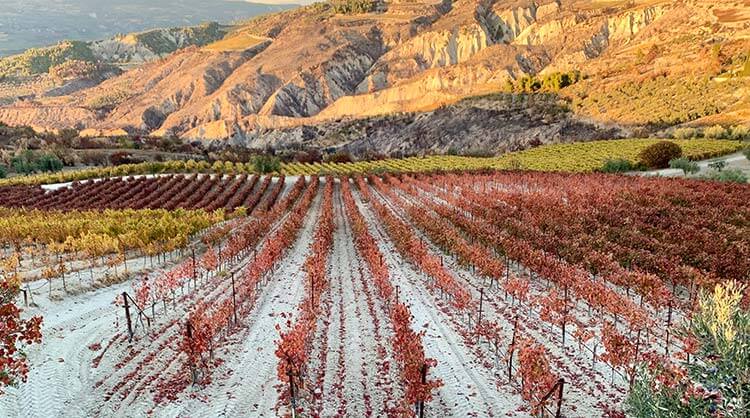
[669,157,699,174]
[638,141,683,169]
[600,158,633,173]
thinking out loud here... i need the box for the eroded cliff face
[232,93,625,156]
[259,33,384,117]
[0,106,98,130]
[1,0,746,146]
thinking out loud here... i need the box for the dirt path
[352,185,523,417]
[386,178,629,416]
[641,151,749,180]
[0,181,307,418]
[0,280,135,418]
[317,183,400,416]
[174,190,323,418]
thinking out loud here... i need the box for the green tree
[600,158,633,173]
[11,151,37,175]
[330,0,375,14]
[704,125,729,139]
[252,155,281,174]
[626,281,750,418]
[672,127,698,139]
[729,125,749,140]
[669,157,700,175]
[35,154,63,173]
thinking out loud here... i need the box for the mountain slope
[1,0,749,151]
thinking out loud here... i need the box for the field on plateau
[0,168,748,418]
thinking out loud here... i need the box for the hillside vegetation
[0,41,96,78]
[0,22,227,79]
[0,138,742,187]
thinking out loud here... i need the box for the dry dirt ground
[2,177,688,418]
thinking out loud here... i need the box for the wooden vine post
[508,315,519,381]
[310,274,316,311]
[123,291,133,341]
[555,378,564,418]
[477,287,484,330]
[231,272,238,325]
[505,255,510,283]
[418,363,428,418]
[287,366,297,418]
[218,241,223,270]
[561,285,569,347]
[535,378,565,418]
[186,320,197,384]
[665,301,673,356]
[630,329,642,388]
[191,248,197,287]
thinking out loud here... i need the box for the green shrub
[49,60,100,80]
[0,165,7,179]
[600,158,633,173]
[86,89,132,109]
[11,151,38,174]
[144,161,164,174]
[0,40,95,77]
[569,76,740,126]
[703,124,729,139]
[330,0,375,14]
[705,168,748,183]
[36,154,64,173]
[638,141,683,169]
[743,147,750,161]
[626,281,749,418]
[134,22,224,54]
[513,71,581,93]
[708,160,728,171]
[540,71,581,91]
[669,157,700,174]
[729,125,750,140]
[253,155,281,173]
[671,127,698,139]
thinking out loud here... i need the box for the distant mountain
[0,0,297,57]
[0,0,749,156]
[0,23,231,79]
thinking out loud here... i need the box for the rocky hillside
[0,23,229,106]
[1,0,749,154]
[0,22,227,78]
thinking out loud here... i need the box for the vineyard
[0,171,749,417]
[0,173,278,212]
[0,139,742,188]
